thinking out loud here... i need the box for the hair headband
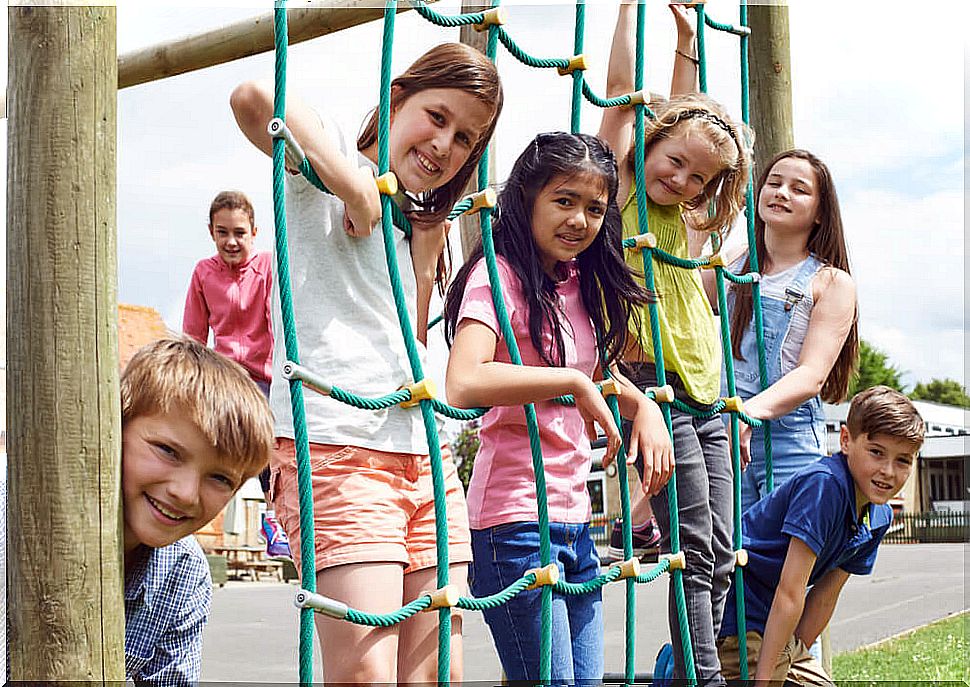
[678,108,736,139]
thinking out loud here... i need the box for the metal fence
[883,510,970,544]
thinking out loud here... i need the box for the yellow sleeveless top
[621,190,721,404]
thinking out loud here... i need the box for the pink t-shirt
[457,257,598,529]
[182,252,274,383]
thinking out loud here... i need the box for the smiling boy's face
[209,207,256,268]
[841,426,918,505]
[122,411,243,561]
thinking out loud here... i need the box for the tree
[910,379,970,408]
[451,421,481,492]
[847,340,905,397]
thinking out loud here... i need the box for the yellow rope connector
[610,558,642,580]
[626,90,646,106]
[473,6,508,31]
[465,187,497,215]
[648,384,675,404]
[735,549,749,568]
[661,551,687,571]
[375,172,399,196]
[400,378,437,408]
[600,379,622,398]
[699,253,726,270]
[628,233,658,250]
[720,396,744,414]
[422,584,461,611]
[525,563,560,590]
[557,54,588,76]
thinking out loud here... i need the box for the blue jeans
[625,364,732,686]
[470,522,604,684]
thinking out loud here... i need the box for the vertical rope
[570,0,585,133]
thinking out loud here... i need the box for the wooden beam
[8,6,124,680]
[118,1,435,89]
[748,4,794,177]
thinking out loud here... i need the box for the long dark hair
[730,149,859,403]
[444,132,651,369]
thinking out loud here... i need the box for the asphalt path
[200,543,965,683]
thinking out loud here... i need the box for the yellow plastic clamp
[400,378,438,408]
[735,549,749,568]
[720,396,744,414]
[375,172,399,196]
[600,379,622,398]
[660,551,687,571]
[700,253,726,270]
[626,90,646,106]
[473,6,508,31]
[557,54,588,76]
[610,558,642,580]
[525,563,561,590]
[423,584,461,611]
[466,187,498,214]
[648,384,675,404]
[628,233,658,250]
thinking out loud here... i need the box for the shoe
[261,512,292,559]
[606,516,661,562]
[653,643,674,687]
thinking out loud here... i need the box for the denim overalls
[728,255,828,513]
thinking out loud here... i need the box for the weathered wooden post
[747,3,794,176]
[7,5,124,680]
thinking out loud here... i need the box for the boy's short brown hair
[209,190,255,227]
[121,337,273,480]
[845,385,925,448]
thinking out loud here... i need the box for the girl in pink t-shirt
[443,132,673,683]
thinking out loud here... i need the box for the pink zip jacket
[182,252,273,383]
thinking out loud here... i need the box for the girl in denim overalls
[725,149,859,513]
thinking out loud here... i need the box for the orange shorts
[270,438,472,577]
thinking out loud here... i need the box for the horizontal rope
[430,398,489,420]
[722,269,760,285]
[635,557,671,584]
[581,82,632,109]
[344,595,431,626]
[496,26,570,70]
[409,0,486,27]
[704,12,751,36]
[457,574,536,611]
[671,398,726,419]
[553,564,622,595]
[329,385,412,410]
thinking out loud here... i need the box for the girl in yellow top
[598,4,752,685]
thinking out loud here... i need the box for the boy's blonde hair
[846,385,925,448]
[121,337,273,479]
[638,92,753,237]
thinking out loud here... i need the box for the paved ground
[201,543,966,682]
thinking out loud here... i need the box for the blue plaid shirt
[125,536,211,686]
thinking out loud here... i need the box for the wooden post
[458,1,497,262]
[7,6,124,681]
[747,3,794,177]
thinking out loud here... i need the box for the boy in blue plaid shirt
[121,338,273,686]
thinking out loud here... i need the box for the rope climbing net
[267,1,773,683]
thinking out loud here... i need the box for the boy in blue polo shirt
[717,386,924,684]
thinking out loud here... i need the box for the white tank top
[759,258,821,376]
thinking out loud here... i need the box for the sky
[1,0,966,395]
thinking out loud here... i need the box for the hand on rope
[342,166,382,238]
[407,212,451,286]
[627,396,675,496]
[669,3,698,43]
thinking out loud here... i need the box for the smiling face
[642,129,722,206]
[530,171,608,278]
[387,87,493,194]
[841,427,917,506]
[209,207,257,268]
[758,156,821,234]
[122,412,243,560]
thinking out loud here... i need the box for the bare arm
[229,80,381,237]
[409,217,450,345]
[754,537,817,682]
[795,567,850,648]
[742,268,856,420]
[598,1,638,204]
[446,319,622,464]
[669,3,699,96]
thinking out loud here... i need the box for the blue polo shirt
[720,452,892,637]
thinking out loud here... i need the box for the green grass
[833,611,969,683]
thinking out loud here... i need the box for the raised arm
[446,319,622,464]
[669,3,699,96]
[598,1,638,203]
[229,80,381,236]
[755,536,817,682]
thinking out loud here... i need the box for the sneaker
[261,512,292,559]
[606,517,661,562]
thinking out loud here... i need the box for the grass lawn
[833,611,969,682]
